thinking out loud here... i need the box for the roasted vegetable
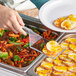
[0,52,8,60]
[8,41,23,45]
[29,60,34,64]
[9,37,17,42]
[23,43,29,48]
[0,30,5,37]
[21,33,29,39]
[17,46,22,51]
[0,28,40,68]
[14,55,21,61]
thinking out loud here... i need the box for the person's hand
[0,5,27,35]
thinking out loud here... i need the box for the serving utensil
[23,27,65,59]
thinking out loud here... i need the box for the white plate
[39,0,76,32]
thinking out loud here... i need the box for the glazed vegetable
[8,51,13,57]
[0,30,5,37]
[9,34,20,37]
[17,46,22,51]
[29,60,34,64]
[0,52,8,60]
[40,43,44,48]
[0,27,58,68]
[32,39,46,51]
[8,41,23,45]
[43,30,57,40]
[20,34,25,39]
[14,55,21,61]
[9,37,17,42]
[0,28,40,68]
[4,30,10,32]
[32,27,40,34]
[23,43,29,48]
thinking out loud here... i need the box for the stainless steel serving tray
[0,14,64,75]
[59,34,76,43]
[0,14,44,75]
[27,33,76,76]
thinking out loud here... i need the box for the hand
[0,5,27,35]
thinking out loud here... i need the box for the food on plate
[54,17,66,27]
[54,14,76,30]
[61,20,76,30]
[42,40,63,58]
[36,36,76,76]
[0,28,40,68]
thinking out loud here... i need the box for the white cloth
[4,0,36,10]
[13,0,26,4]
[15,0,36,10]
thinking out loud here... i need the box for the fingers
[15,12,24,26]
[3,25,9,30]
[10,16,27,35]
[0,24,8,30]
[0,9,26,35]
[5,21,18,33]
